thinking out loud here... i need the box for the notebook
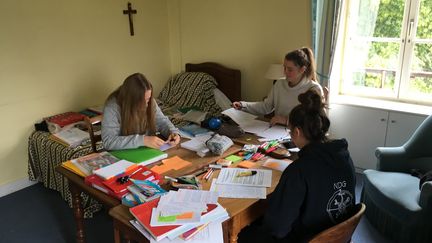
[110,147,168,166]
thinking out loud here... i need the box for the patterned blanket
[28,131,103,218]
[158,72,222,126]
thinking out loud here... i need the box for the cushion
[363,169,421,223]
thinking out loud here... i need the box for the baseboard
[0,178,37,198]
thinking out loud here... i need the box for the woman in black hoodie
[239,90,356,243]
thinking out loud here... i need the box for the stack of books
[128,190,229,242]
[44,111,87,133]
[61,150,167,203]
[50,127,89,147]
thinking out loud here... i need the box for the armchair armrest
[419,181,432,209]
[375,146,409,172]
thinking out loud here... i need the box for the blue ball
[208,117,222,130]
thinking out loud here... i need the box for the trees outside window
[337,0,432,104]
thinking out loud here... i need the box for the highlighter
[236,170,257,177]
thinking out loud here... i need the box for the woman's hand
[270,115,288,126]
[167,133,180,146]
[232,101,242,110]
[143,136,165,149]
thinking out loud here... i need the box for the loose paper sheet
[216,168,272,187]
[210,179,266,199]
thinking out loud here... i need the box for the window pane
[417,0,432,39]
[408,43,432,95]
[354,0,404,38]
[371,0,405,38]
[345,41,399,91]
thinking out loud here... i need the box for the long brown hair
[107,73,156,136]
[285,47,318,81]
[289,89,329,142]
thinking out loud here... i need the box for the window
[335,0,432,104]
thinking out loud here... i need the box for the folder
[110,146,168,166]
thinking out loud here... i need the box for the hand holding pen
[166,133,180,146]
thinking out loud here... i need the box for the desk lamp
[265,64,285,84]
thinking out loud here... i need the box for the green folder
[109,147,168,166]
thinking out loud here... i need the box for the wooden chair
[309,203,366,243]
[84,115,103,153]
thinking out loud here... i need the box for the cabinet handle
[391,120,396,123]
[380,118,386,122]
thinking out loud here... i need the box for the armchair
[361,114,432,243]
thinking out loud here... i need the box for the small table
[56,144,242,243]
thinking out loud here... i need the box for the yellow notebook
[62,160,86,177]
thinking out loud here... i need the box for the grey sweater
[101,98,179,150]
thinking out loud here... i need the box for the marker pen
[236,170,257,177]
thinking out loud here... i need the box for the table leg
[70,183,86,243]
[224,219,239,243]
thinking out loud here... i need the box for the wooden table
[109,157,287,243]
[56,144,242,243]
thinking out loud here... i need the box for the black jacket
[263,139,356,242]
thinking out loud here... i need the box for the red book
[45,112,86,127]
[129,198,217,241]
[102,166,162,194]
[84,174,128,199]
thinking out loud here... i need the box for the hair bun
[298,90,322,112]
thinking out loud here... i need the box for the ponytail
[285,47,318,81]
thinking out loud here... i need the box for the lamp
[265,64,285,84]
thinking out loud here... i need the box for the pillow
[213,88,232,111]
[158,72,221,116]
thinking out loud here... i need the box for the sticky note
[225,155,242,162]
[176,212,194,219]
[237,160,256,169]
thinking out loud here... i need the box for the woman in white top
[232,47,323,126]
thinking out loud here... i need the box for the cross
[123,2,137,36]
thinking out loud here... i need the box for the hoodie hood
[298,139,351,168]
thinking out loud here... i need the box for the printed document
[216,168,272,187]
[210,179,266,199]
[221,108,257,126]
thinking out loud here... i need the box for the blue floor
[0,173,391,243]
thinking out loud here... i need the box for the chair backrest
[84,115,103,153]
[308,203,366,243]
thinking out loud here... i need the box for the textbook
[109,147,168,166]
[84,174,129,199]
[127,179,167,203]
[102,166,161,194]
[179,123,213,137]
[94,160,135,180]
[129,198,218,241]
[129,198,179,241]
[50,127,89,147]
[71,152,120,176]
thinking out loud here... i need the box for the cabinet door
[329,104,388,170]
[385,112,426,147]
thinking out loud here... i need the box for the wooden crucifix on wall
[123,2,137,36]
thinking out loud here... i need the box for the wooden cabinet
[329,104,426,170]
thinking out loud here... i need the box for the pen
[205,169,214,181]
[236,170,257,177]
[164,176,178,182]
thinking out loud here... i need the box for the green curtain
[311,0,342,87]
